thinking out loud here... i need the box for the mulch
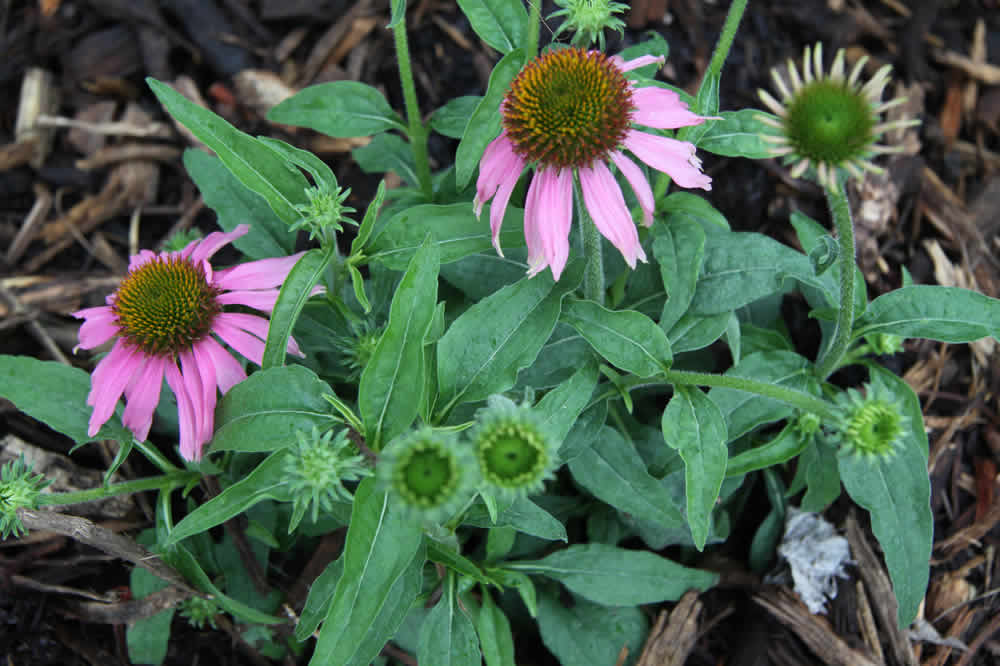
[1,0,999,664]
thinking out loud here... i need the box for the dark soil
[2,0,1000,664]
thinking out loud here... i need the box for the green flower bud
[469,395,559,499]
[291,182,355,243]
[378,429,477,523]
[161,228,204,252]
[0,457,50,539]
[286,427,372,532]
[549,0,628,51]
[180,596,221,629]
[831,384,907,461]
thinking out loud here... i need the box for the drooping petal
[631,87,708,129]
[211,316,266,367]
[86,340,143,437]
[164,359,199,461]
[524,167,573,280]
[213,252,307,291]
[216,289,282,313]
[183,347,218,448]
[609,151,655,227]
[196,336,247,394]
[184,224,249,264]
[475,132,523,216]
[624,130,712,191]
[579,161,646,269]
[121,355,166,442]
[74,308,120,351]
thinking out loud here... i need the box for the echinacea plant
[3,2,1000,664]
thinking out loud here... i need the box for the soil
[2,0,1000,664]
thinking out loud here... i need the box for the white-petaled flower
[757,43,919,190]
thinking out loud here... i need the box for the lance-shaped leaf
[561,299,672,377]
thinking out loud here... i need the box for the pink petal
[73,305,113,320]
[215,312,302,357]
[184,224,249,264]
[121,356,166,442]
[614,54,664,73]
[128,249,160,272]
[75,309,121,351]
[216,289,281,312]
[86,340,143,437]
[165,359,199,461]
[211,317,266,367]
[524,168,573,280]
[579,161,646,269]
[631,87,707,129]
[182,347,217,448]
[609,151,655,227]
[475,133,522,215]
[213,252,307,291]
[195,336,247,394]
[624,130,712,191]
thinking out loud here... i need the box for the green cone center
[482,429,544,481]
[784,80,876,165]
[401,447,456,501]
[502,47,634,170]
[112,256,221,356]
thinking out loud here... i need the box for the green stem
[525,0,541,59]
[131,438,178,473]
[36,471,199,507]
[815,181,857,379]
[662,369,840,421]
[579,187,604,304]
[653,0,748,201]
[392,15,433,199]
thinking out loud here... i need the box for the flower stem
[661,369,840,422]
[578,190,604,305]
[815,181,857,380]
[35,471,199,507]
[131,437,179,473]
[391,15,433,199]
[525,0,542,60]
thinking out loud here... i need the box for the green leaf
[428,540,491,585]
[267,81,405,137]
[312,479,425,664]
[351,179,386,256]
[416,576,481,666]
[568,427,686,533]
[708,351,819,441]
[147,78,308,224]
[455,49,525,189]
[537,590,647,666]
[462,497,568,542]
[678,69,719,146]
[853,285,1000,343]
[511,544,717,606]
[726,424,808,477]
[359,240,440,448]
[368,203,525,270]
[127,566,173,666]
[388,0,406,28]
[183,149,295,259]
[211,365,335,453]
[558,401,607,462]
[352,133,418,186]
[839,365,932,628]
[561,299,672,377]
[533,360,599,445]
[257,137,337,190]
[668,312,731,353]
[691,231,831,316]
[698,109,776,159]
[749,469,787,573]
[0,355,131,445]
[457,0,528,54]
[437,266,578,412]
[654,216,706,332]
[477,592,515,666]
[660,191,729,231]
[661,386,728,550]
[430,95,482,138]
[795,440,842,512]
[296,556,344,641]
[166,450,292,545]
[262,246,334,370]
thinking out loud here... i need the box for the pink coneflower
[74,224,304,461]
[475,48,713,281]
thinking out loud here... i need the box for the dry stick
[0,284,70,364]
[63,585,196,624]
[17,508,193,591]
